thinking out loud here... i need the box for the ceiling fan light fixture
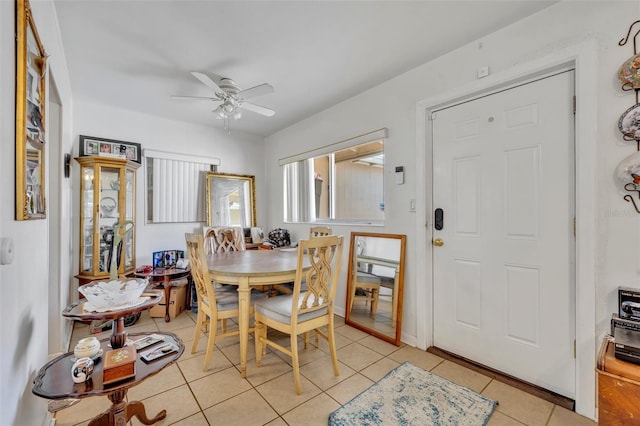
[177,72,275,132]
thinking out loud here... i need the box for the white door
[432,71,575,398]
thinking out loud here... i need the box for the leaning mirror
[345,232,406,345]
[206,172,256,227]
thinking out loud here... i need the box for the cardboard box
[149,284,187,319]
[103,345,136,385]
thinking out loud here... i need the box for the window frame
[280,128,387,226]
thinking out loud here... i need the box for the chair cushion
[214,282,236,291]
[356,272,382,284]
[277,280,308,293]
[169,277,189,286]
[254,293,327,324]
[379,276,395,288]
[216,290,267,311]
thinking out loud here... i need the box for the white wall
[265,1,640,418]
[72,101,266,279]
[0,1,75,424]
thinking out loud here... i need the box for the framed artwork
[152,250,182,268]
[152,251,164,268]
[251,227,264,244]
[79,135,142,164]
[16,0,47,220]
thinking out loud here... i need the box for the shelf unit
[75,156,140,285]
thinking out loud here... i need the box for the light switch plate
[0,237,14,265]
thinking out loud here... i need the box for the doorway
[47,76,64,354]
[431,71,576,397]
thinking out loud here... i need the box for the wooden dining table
[207,248,306,378]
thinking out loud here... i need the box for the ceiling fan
[172,71,275,131]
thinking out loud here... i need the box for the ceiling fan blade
[190,71,222,93]
[239,83,274,100]
[241,101,275,117]
[171,95,222,102]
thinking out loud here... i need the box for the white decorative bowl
[74,337,101,359]
[79,278,148,309]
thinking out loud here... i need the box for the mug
[71,357,94,383]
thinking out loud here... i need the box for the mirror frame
[16,0,48,220]
[205,172,257,228]
[345,232,406,346]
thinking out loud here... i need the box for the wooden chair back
[309,226,332,238]
[291,235,343,322]
[185,233,218,311]
[203,226,246,254]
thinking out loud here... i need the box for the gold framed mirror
[345,232,406,346]
[16,0,47,220]
[205,172,256,228]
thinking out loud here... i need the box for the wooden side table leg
[88,389,127,426]
[126,401,166,425]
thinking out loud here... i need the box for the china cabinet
[75,156,140,285]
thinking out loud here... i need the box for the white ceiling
[53,1,557,137]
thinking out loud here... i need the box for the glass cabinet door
[123,169,135,270]
[81,167,95,273]
[98,166,121,273]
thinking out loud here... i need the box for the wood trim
[427,346,575,411]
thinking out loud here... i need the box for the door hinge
[573,217,576,237]
[574,339,576,358]
[572,96,576,115]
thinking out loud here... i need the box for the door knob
[433,238,444,247]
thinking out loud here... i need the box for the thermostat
[395,166,404,185]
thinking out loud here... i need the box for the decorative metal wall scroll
[617,20,640,213]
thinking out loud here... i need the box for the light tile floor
[55,310,595,426]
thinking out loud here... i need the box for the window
[281,128,386,224]
[145,150,220,223]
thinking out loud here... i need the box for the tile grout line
[72,314,574,426]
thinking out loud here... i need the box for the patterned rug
[329,362,497,426]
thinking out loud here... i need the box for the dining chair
[254,235,344,394]
[203,226,272,297]
[185,233,267,371]
[272,226,334,296]
[309,226,332,238]
[349,267,381,315]
[202,226,246,254]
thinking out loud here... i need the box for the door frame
[415,39,597,420]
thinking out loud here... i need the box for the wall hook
[619,19,640,54]
[624,194,640,213]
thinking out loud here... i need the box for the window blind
[144,150,220,223]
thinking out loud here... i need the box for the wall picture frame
[79,135,142,164]
[16,0,47,220]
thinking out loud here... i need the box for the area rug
[329,362,497,426]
